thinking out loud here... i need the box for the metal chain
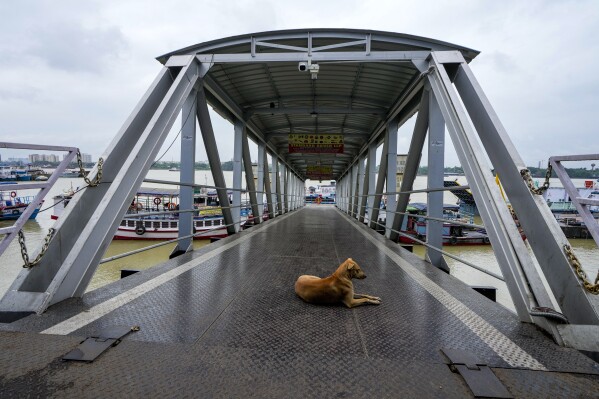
[18,228,56,269]
[563,244,599,295]
[77,150,103,187]
[520,162,552,195]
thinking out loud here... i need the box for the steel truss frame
[0,33,595,351]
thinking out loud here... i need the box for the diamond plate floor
[1,205,598,398]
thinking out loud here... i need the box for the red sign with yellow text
[306,165,333,180]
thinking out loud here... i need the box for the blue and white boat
[0,190,41,221]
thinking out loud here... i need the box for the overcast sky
[0,0,598,169]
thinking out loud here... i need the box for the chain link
[18,228,56,269]
[520,162,552,195]
[563,244,599,295]
[77,150,103,187]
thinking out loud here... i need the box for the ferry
[0,166,34,182]
[52,187,253,240]
[542,179,599,214]
[0,189,42,221]
[305,182,336,204]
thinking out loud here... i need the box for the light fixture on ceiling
[310,111,318,118]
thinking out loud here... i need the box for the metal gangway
[0,29,597,354]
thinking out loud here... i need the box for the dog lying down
[294,258,381,308]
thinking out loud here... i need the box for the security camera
[298,62,308,72]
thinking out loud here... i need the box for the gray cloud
[0,0,598,169]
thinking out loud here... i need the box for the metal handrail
[100,222,238,264]
[340,208,505,282]
[336,196,482,230]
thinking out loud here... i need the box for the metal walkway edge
[1,206,598,398]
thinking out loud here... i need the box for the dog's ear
[346,259,355,270]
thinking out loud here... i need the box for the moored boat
[395,203,491,246]
[542,180,599,214]
[52,187,253,240]
[0,190,42,221]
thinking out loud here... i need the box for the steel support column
[355,156,365,219]
[232,121,243,232]
[370,135,389,230]
[274,157,282,216]
[172,92,196,256]
[427,91,449,272]
[283,166,289,214]
[0,56,204,315]
[452,57,599,327]
[385,119,399,237]
[365,142,377,223]
[196,86,236,235]
[264,153,275,219]
[426,54,533,322]
[348,164,356,217]
[390,89,429,242]
[257,143,266,220]
[242,125,260,225]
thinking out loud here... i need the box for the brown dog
[294,258,381,308]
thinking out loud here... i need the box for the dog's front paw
[370,299,381,305]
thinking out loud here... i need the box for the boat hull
[398,232,491,246]
[114,226,229,240]
[0,207,40,221]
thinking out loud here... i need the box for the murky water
[1,172,597,314]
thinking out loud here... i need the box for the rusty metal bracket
[441,348,513,398]
[63,325,139,362]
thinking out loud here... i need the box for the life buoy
[10,191,17,198]
[153,197,161,205]
[135,202,143,210]
[483,237,490,244]
[450,236,458,245]
[135,225,146,235]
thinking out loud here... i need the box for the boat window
[153,222,160,229]
[128,220,135,227]
[120,220,126,226]
[144,221,152,228]
[214,219,221,226]
[170,222,177,228]
[162,222,169,228]
[196,221,203,227]
[205,220,212,227]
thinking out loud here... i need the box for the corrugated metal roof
[157,29,479,180]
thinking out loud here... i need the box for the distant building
[7,157,29,164]
[29,154,60,163]
[63,153,92,163]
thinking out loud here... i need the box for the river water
[1,172,597,313]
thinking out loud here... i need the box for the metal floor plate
[1,206,598,397]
